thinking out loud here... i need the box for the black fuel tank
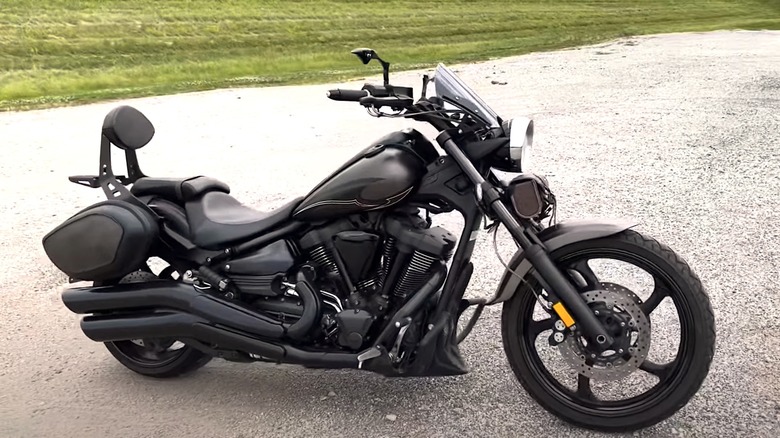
[293,129,436,221]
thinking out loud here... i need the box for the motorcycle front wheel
[501,230,715,432]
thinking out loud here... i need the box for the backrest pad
[102,105,155,150]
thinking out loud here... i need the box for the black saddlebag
[42,200,159,281]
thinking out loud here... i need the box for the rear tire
[104,340,212,378]
[101,268,212,378]
[501,230,715,432]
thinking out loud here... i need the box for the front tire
[501,230,715,432]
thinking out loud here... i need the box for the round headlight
[508,117,534,172]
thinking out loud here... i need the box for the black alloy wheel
[501,230,715,432]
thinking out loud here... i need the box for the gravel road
[1,30,778,437]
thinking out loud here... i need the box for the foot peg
[357,346,382,369]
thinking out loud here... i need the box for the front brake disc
[558,283,651,381]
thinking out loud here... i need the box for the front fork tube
[437,132,613,349]
[492,200,613,348]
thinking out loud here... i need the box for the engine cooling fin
[393,251,438,299]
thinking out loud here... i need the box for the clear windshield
[433,63,500,127]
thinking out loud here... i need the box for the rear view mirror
[351,48,378,65]
[102,105,155,150]
[351,48,390,86]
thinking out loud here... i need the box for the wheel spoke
[569,260,600,291]
[576,374,596,400]
[639,360,673,380]
[527,318,555,339]
[640,277,670,314]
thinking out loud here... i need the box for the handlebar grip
[326,89,369,101]
[359,96,414,109]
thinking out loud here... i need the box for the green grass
[1,0,779,111]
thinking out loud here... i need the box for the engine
[209,210,456,352]
[299,210,456,350]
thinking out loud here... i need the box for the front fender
[488,219,638,304]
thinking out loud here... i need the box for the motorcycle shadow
[88,336,526,427]
[97,357,480,408]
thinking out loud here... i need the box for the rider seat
[131,176,230,203]
[184,192,303,249]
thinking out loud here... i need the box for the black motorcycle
[43,49,715,432]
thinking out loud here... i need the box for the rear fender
[488,219,638,304]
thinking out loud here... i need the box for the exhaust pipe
[80,311,359,368]
[64,268,449,371]
[62,276,319,340]
[80,311,206,342]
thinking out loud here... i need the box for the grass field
[1,0,779,111]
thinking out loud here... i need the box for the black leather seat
[131,176,230,203]
[185,191,303,249]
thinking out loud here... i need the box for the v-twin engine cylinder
[382,214,456,300]
[295,211,456,350]
[300,212,456,303]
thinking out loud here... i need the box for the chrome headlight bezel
[508,117,534,172]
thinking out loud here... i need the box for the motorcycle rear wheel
[501,230,715,432]
[101,268,212,378]
[104,338,211,378]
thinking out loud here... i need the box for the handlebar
[326,84,453,131]
[326,86,413,110]
[326,89,369,101]
[326,83,451,130]
[359,96,414,109]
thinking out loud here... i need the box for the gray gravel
[1,30,779,437]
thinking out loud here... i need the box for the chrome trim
[357,346,382,369]
[319,290,344,313]
[509,117,534,171]
[295,186,414,215]
[389,324,410,364]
